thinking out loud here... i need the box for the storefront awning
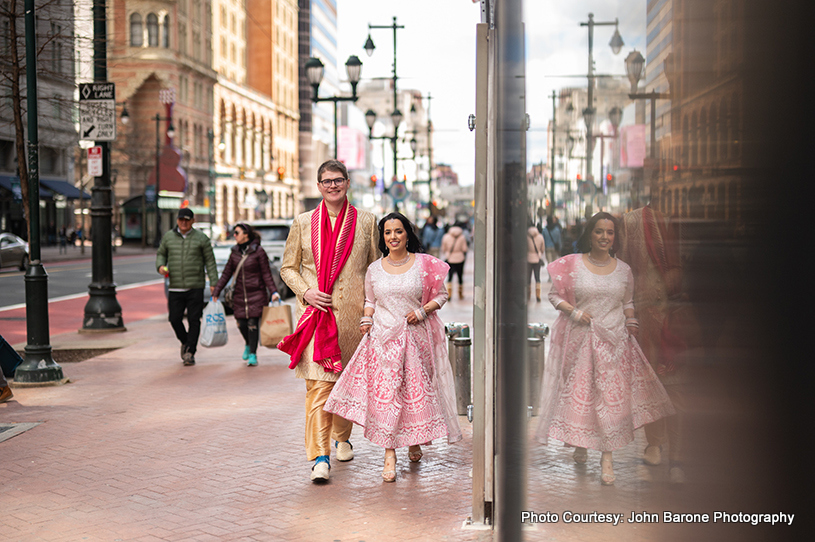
[0,175,54,198]
[39,179,90,199]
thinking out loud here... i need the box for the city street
[1,251,800,541]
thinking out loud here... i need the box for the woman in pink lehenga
[536,212,675,485]
[324,212,462,482]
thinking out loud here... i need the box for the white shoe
[643,445,662,466]
[336,440,354,462]
[310,461,330,482]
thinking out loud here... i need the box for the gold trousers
[304,379,353,460]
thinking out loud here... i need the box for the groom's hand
[304,288,333,312]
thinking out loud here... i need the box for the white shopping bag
[200,299,229,347]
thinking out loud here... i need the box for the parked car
[247,219,293,299]
[0,232,29,271]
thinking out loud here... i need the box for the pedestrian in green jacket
[156,208,219,366]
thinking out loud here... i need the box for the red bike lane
[0,281,167,347]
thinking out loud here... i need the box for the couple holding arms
[277,160,461,483]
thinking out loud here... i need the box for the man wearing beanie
[156,208,219,366]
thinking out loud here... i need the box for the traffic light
[370,175,377,187]
[277,166,285,181]
[606,173,615,188]
[576,174,582,181]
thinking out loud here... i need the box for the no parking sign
[88,146,103,177]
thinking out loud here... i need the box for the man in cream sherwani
[279,160,379,482]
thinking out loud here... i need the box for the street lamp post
[305,55,363,159]
[625,50,670,207]
[365,108,403,211]
[153,113,175,247]
[579,13,624,201]
[207,129,216,231]
[364,16,404,196]
[80,0,124,332]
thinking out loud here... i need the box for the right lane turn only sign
[79,83,116,142]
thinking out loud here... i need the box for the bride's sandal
[408,445,423,463]
[600,452,616,485]
[382,452,397,482]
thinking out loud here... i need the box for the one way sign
[79,82,116,142]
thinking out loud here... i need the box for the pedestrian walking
[324,212,461,482]
[277,159,380,483]
[550,216,563,256]
[212,223,280,367]
[58,225,67,254]
[0,368,13,404]
[618,200,692,484]
[440,225,468,299]
[527,225,545,302]
[536,212,675,485]
[421,216,444,258]
[156,208,219,367]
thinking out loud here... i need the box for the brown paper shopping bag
[260,303,293,348]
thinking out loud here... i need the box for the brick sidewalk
[1,257,801,541]
[2,316,489,542]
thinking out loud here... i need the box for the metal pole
[16,0,62,383]
[650,93,657,159]
[426,93,434,207]
[495,0,527,537]
[585,14,594,188]
[82,0,124,332]
[550,90,557,218]
[334,99,338,160]
[154,114,161,247]
[471,22,492,525]
[208,130,215,228]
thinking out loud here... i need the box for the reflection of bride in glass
[536,212,675,485]
[325,212,461,483]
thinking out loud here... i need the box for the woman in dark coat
[213,223,280,366]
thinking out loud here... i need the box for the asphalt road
[0,255,160,309]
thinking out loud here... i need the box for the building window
[179,25,187,55]
[163,16,170,48]
[130,14,143,47]
[147,13,159,47]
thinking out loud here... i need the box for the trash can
[445,323,471,416]
[527,323,549,416]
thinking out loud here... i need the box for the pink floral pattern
[325,255,461,449]
[537,254,675,451]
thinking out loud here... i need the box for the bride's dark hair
[378,212,425,255]
[576,212,619,255]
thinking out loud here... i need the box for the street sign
[88,146,103,177]
[389,180,409,203]
[79,82,116,142]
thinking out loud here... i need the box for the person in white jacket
[440,225,469,299]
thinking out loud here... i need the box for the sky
[336,0,647,186]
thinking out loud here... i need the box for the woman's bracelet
[359,316,373,326]
[569,308,583,322]
[625,317,639,328]
[413,306,428,322]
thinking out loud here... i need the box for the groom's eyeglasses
[317,177,347,187]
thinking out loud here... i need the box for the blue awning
[0,175,54,198]
[39,179,90,199]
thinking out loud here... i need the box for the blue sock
[315,455,330,466]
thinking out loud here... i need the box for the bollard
[527,323,549,416]
[452,336,472,416]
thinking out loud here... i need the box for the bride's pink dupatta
[277,200,357,373]
[417,254,462,444]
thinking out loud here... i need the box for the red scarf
[277,200,357,373]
